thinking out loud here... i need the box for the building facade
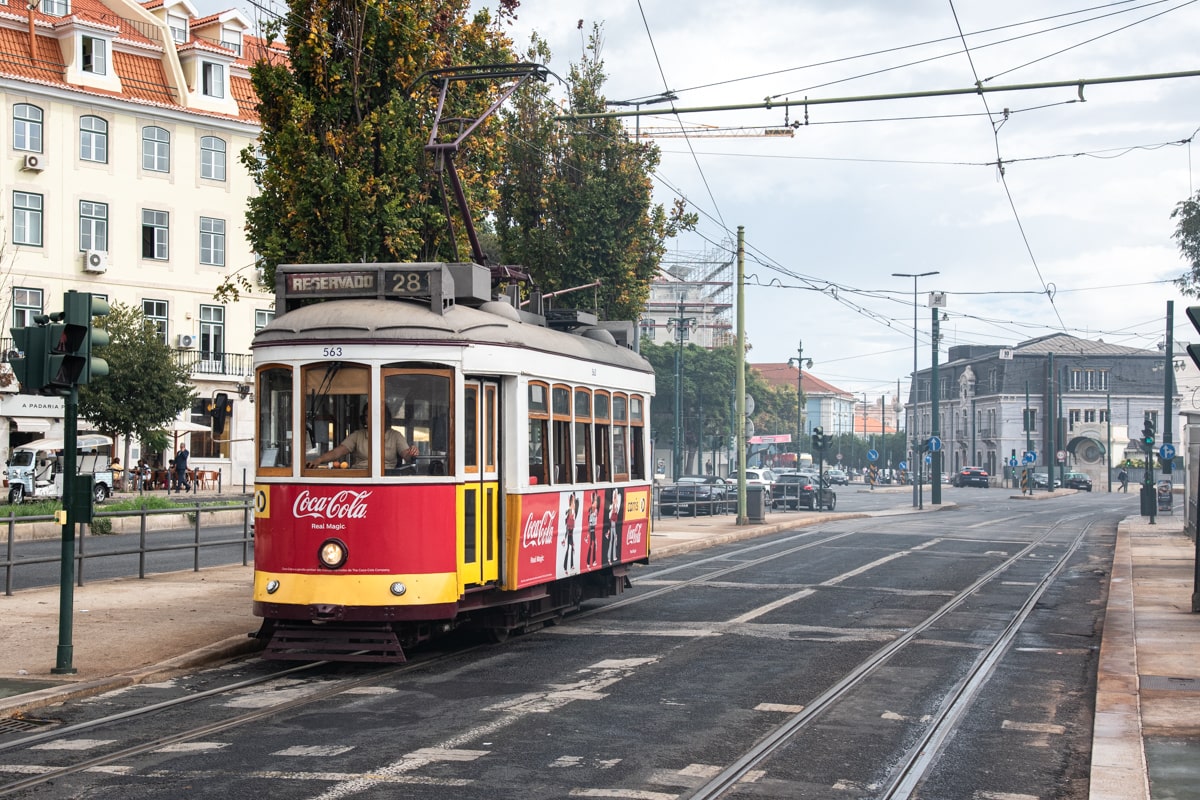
[0,0,280,484]
[905,333,1178,485]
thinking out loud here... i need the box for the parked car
[659,475,733,516]
[825,468,849,485]
[1063,472,1093,491]
[953,466,990,488]
[742,468,777,502]
[1031,471,1059,489]
[772,473,837,511]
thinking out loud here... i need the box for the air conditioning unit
[21,153,44,172]
[177,334,197,349]
[83,250,108,273]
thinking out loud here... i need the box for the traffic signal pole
[52,387,80,674]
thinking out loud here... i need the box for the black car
[953,466,990,488]
[1063,472,1093,491]
[1031,471,1058,489]
[659,475,733,516]
[772,473,837,510]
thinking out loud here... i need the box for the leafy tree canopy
[1173,190,1200,296]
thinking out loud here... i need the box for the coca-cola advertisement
[513,486,650,588]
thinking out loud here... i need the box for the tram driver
[306,404,418,472]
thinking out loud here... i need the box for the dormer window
[168,13,188,44]
[82,36,107,75]
[41,0,68,16]
[220,29,242,56]
[202,62,225,98]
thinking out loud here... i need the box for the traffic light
[1142,419,1156,448]
[47,291,110,389]
[811,426,825,451]
[209,392,233,436]
[8,324,47,392]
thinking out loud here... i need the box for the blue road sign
[867,449,879,462]
[1160,443,1176,461]
[1009,456,1018,467]
[1023,451,1037,464]
[927,435,941,452]
[898,460,908,471]
[924,454,932,464]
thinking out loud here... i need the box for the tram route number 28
[387,270,430,295]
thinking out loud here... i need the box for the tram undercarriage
[254,566,634,663]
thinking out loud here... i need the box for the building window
[13,192,43,246]
[199,217,225,266]
[143,299,168,343]
[200,136,226,180]
[1100,409,1110,423]
[639,319,655,340]
[141,209,169,259]
[13,104,43,152]
[220,29,242,56]
[1097,370,1109,391]
[142,126,170,172]
[254,309,274,331]
[199,305,225,363]
[1070,369,1081,391]
[40,0,67,16]
[988,368,997,393]
[79,115,108,162]
[82,36,106,74]
[79,200,108,252]
[1023,408,1037,433]
[202,62,225,98]
[1084,409,1097,424]
[13,288,44,327]
[167,13,188,43]
[1068,409,1081,430]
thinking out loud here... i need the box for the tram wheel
[485,626,511,644]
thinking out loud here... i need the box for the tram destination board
[276,263,456,312]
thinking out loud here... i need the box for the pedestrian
[175,445,190,493]
[1118,468,1129,493]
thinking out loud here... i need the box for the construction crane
[632,122,799,139]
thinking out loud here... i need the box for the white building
[1,0,281,488]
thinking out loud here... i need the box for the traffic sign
[1056,449,1066,463]
[898,460,908,471]
[1009,456,1018,467]
[1160,443,1177,461]
[867,449,879,462]
[924,454,932,464]
[927,435,941,452]
[1023,451,1037,464]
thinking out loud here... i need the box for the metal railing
[2,499,253,596]
[654,482,737,519]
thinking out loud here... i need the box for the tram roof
[254,298,654,374]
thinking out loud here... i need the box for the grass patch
[0,495,249,520]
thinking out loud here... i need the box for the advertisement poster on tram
[512,486,650,589]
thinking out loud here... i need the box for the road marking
[154,742,230,753]
[31,738,113,750]
[1001,720,1065,734]
[274,745,355,757]
[342,686,398,695]
[567,790,678,799]
[974,792,1042,800]
[756,703,804,713]
[967,516,1022,529]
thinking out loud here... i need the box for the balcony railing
[174,351,254,379]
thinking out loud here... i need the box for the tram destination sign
[277,263,456,314]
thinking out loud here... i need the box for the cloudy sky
[227,1,1200,405]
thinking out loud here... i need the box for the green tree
[1173,190,1200,295]
[79,303,194,473]
[225,0,519,300]
[497,26,696,322]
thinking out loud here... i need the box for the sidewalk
[0,491,1194,800]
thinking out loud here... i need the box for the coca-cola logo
[292,489,372,520]
[522,510,557,548]
[625,521,644,545]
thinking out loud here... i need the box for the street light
[787,341,812,462]
[666,297,696,480]
[893,270,939,508]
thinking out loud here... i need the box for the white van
[5,433,115,504]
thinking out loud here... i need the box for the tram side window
[629,394,646,480]
[612,394,628,480]
[303,362,370,475]
[594,391,611,482]
[574,388,593,482]
[551,384,572,484]
[528,382,549,485]
[257,366,293,472]
[383,368,452,477]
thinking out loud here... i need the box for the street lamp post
[893,270,939,509]
[667,298,696,480]
[787,342,812,462]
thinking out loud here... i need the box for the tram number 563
[322,347,343,357]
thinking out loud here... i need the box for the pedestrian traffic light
[7,324,47,392]
[209,392,233,436]
[47,291,110,389]
[1142,419,1155,448]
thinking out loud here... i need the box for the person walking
[1118,467,1129,493]
[175,445,190,493]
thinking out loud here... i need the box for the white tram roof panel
[254,298,654,375]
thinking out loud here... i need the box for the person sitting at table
[306,404,417,471]
[110,457,124,491]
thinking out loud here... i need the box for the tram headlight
[318,538,348,569]
[390,582,407,596]
[265,579,280,594]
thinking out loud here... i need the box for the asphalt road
[0,488,1126,799]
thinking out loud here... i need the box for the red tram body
[251,263,654,661]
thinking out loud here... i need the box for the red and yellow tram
[251,263,654,661]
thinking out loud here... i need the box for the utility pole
[735,227,748,525]
[668,297,696,480]
[893,271,938,508]
[788,342,811,461]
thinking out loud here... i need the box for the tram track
[685,513,1097,799]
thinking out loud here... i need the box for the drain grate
[1140,675,1200,692]
[0,716,60,734]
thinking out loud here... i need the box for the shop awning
[12,417,52,433]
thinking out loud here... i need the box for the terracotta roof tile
[113,50,178,105]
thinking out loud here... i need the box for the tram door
[460,379,500,587]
